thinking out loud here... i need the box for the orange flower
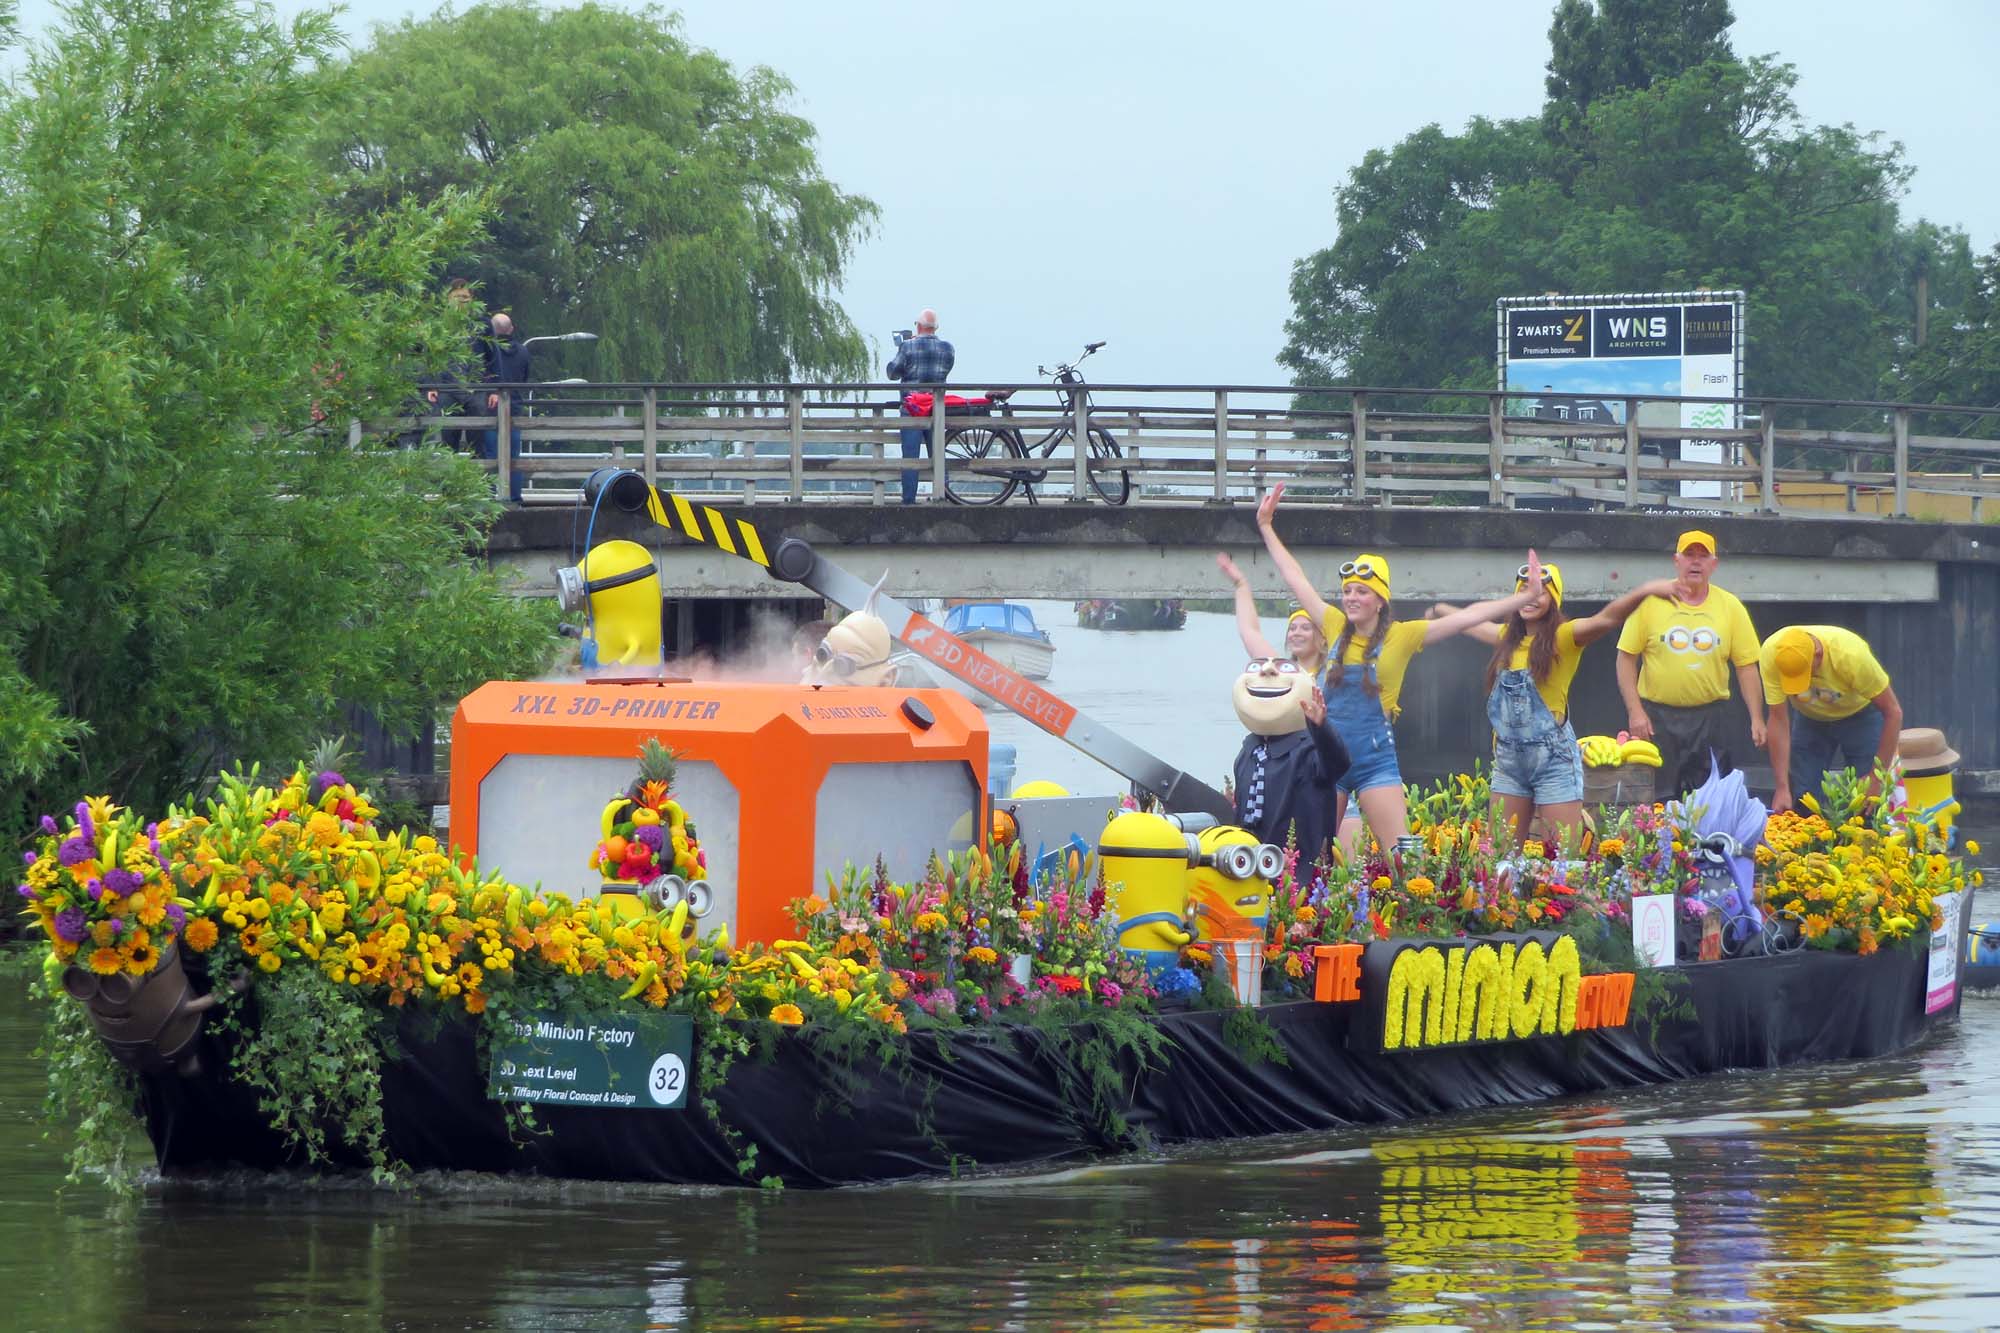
[87,947,124,975]
[770,1002,805,1026]
[184,919,220,952]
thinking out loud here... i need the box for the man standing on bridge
[1615,530,1765,799]
[886,308,954,505]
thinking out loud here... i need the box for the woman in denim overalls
[1253,485,1544,856]
[1437,564,1680,851]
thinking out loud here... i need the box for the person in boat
[1759,625,1903,813]
[1230,654,1350,870]
[1431,564,1681,851]
[1215,552,1329,679]
[1254,483,1543,854]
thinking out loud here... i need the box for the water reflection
[2,991,1997,1330]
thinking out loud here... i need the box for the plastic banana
[1618,738,1663,766]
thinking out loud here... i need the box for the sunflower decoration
[588,739,709,887]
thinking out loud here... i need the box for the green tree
[1283,1,1969,410]
[317,1,878,383]
[1897,243,2000,437]
[0,0,556,836]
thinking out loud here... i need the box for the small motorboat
[941,601,1055,680]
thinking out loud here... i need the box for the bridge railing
[391,382,2000,520]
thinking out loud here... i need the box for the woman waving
[1255,484,1542,853]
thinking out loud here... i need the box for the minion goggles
[555,561,655,612]
[1195,841,1286,882]
[812,640,890,677]
[1338,560,1380,581]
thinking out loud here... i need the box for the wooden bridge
[401,380,2000,521]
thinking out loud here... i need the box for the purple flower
[16,884,33,901]
[109,918,125,937]
[315,770,346,795]
[21,851,34,867]
[86,878,105,901]
[57,836,93,868]
[40,815,58,836]
[165,902,187,933]
[53,909,87,944]
[74,802,94,841]
[105,868,144,896]
[635,825,665,852]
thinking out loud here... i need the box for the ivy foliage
[316,1,878,383]
[0,0,556,838]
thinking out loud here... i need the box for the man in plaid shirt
[886,308,955,504]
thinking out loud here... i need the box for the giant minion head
[556,539,663,669]
[1188,825,1282,940]
[1232,655,1314,736]
[803,571,900,687]
[805,610,897,686]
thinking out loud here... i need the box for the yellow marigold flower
[1967,840,1983,857]
[914,911,948,932]
[456,962,483,991]
[1599,838,1625,858]
[247,897,271,921]
[1371,876,1391,891]
[1407,876,1435,898]
[426,891,456,915]
[770,1002,805,1026]
[87,947,124,975]
[184,919,220,952]
[1522,840,1546,859]
[257,952,283,973]
[965,946,999,966]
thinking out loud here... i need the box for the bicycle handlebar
[1035,341,1107,381]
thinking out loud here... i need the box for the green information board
[487,1007,693,1110]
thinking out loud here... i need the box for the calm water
[3,605,1997,1330]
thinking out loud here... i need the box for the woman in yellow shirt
[1256,484,1542,854]
[1441,565,1679,850]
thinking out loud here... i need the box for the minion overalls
[1325,657,1402,795]
[1486,668,1582,803]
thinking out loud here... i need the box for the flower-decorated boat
[19,715,1978,1191]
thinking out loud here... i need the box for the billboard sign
[1498,292,1744,499]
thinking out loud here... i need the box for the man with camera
[886,308,955,505]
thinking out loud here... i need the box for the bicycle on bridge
[927,342,1132,506]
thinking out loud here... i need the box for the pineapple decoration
[589,738,708,889]
[303,735,377,828]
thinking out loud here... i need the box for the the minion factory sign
[1498,291,1745,500]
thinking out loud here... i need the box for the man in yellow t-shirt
[1614,530,1765,799]
[1760,625,1902,812]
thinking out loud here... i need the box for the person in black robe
[1230,655,1350,870]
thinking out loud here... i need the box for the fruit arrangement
[588,738,708,887]
[1578,732,1662,768]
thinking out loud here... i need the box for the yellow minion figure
[1188,825,1283,942]
[1096,811,1193,972]
[555,539,662,669]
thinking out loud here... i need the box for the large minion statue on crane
[555,539,665,671]
[803,572,900,687]
[588,738,714,927]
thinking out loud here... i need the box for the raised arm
[1215,552,1277,658]
[1420,551,1543,646]
[1253,484,1332,628]
[1426,600,1503,646]
[1569,578,1683,647]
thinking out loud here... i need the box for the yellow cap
[1518,561,1565,608]
[1287,608,1313,625]
[1676,530,1717,555]
[1343,552,1391,603]
[1771,628,1815,695]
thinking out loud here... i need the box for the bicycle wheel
[943,425,1024,505]
[1086,426,1131,505]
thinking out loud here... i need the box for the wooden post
[1892,407,1910,517]
[496,394,512,502]
[931,388,948,503]
[1488,394,1505,507]
[1350,392,1368,504]
[641,388,658,489]
[1624,399,1641,509]
[870,404,886,506]
[1759,411,1777,513]
[1071,385,1089,502]
[1974,463,1986,523]
[347,417,362,449]
[1213,389,1229,504]
[788,388,805,503]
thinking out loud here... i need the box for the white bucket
[1008,953,1034,986]
[1210,937,1265,1007]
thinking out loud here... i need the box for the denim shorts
[1491,735,1584,804]
[1335,730,1403,796]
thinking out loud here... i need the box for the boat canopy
[944,602,1043,638]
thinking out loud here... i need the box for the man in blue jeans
[886,308,954,505]
[478,312,533,502]
[1761,624,1903,813]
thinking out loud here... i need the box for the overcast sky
[11,1,1998,391]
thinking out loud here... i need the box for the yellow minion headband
[1515,561,1565,607]
[1339,554,1391,602]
